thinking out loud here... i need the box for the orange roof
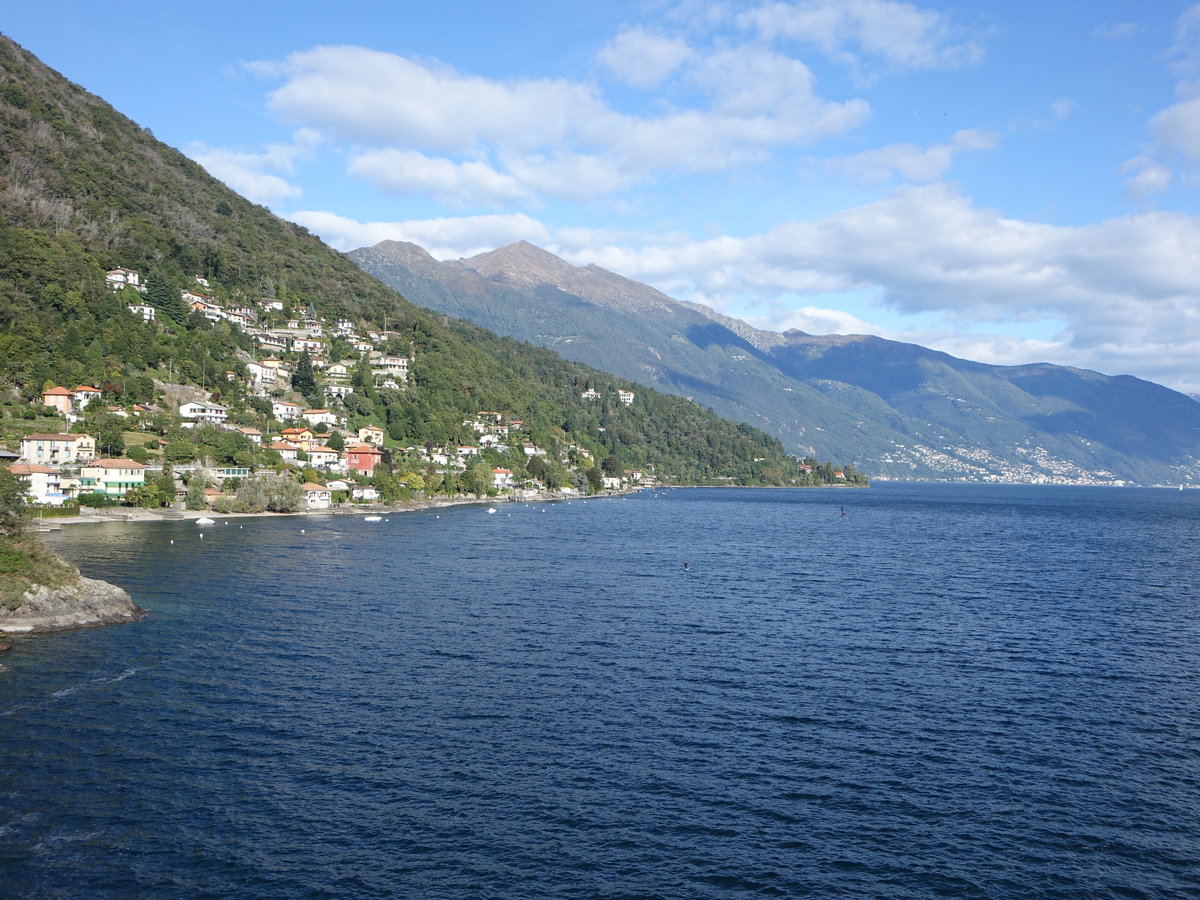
[74,385,101,392]
[22,433,91,441]
[42,386,73,396]
[9,463,58,474]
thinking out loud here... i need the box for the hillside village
[2,266,695,514]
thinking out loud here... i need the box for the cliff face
[0,576,144,634]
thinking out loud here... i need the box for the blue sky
[7,1,1200,393]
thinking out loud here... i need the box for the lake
[3,484,1200,898]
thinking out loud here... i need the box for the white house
[178,401,228,425]
[246,361,277,385]
[372,354,409,382]
[301,409,339,428]
[492,468,515,489]
[306,446,342,469]
[301,482,332,510]
[72,385,103,410]
[358,425,385,446]
[350,485,380,502]
[255,333,287,352]
[105,268,143,291]
[272,400,302,421]
[618,390,635,406]
[78,458,146,498]
[236,427,263,445]
[127,303,156,322]
[324,384,353,400]
[269,441,301,462]
[291,337,324,353]
[9,463,68,506]
[20,433,97,465]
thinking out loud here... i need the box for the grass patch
[0,538,78,611]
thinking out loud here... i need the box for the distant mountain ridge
[350,240,1200,485]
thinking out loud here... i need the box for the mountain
[350,240,1200,485]
[0,34,839,488]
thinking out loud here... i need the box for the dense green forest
[0,34,864,489]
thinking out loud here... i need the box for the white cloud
[1150,92,1200,158]
[348,150,531,205]
[1049,98,1076,120]
[737,0,984,77]
[188,130,319,205]
[1091,22,1141,40]
[296,184,1200,391]
[1121,156,1172,197]
[597,26,692,89]
[290,210,550,258]
[262,46,597,151]
[545,185,1200,391]
[246,44,870,204]
[820,127,998,184]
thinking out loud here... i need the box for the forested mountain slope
[0,34,845,486]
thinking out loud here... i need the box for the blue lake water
[3,484,1200,898]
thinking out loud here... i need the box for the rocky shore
[0,576,145,635]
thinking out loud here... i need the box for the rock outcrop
[0,577,145,634]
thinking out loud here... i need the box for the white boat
[487,507,496,514]
[363,515,382,522]
[195,517,215,525]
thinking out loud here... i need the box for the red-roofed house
[302,482,332,510]
[40,386,74,417]
[73,385,102,409]
[20,433,97,465]
[345,444,382,475]
[78,458,146,498]
[9,463,68,506]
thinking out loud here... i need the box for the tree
[185,475,209,511]
[87,411,126,457]
[292,350,317,397]
[585,466,603,493]
[265,476,303,512]
[0,467,30,537]
[326,430,345,451]
[146,273,188,321]
[164,439,198,464]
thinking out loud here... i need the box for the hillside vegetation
[0,34,860,489]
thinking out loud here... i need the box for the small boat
[363,515,382,522]
[195,517,215,526]
[487,507,497,514]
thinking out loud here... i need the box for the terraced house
[78,458,146,498]
[20,433,97,465]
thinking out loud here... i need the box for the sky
[6,1,1200,394]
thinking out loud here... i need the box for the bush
[77,491,118,508]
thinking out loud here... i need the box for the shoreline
[33,488,642,529]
